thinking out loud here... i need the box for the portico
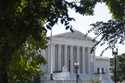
[46,31,95,75]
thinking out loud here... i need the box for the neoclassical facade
[41,31,112,81]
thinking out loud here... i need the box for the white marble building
[41,31,113,82]
[95,56,110,74]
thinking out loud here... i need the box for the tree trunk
[0,45,13,83]
[0,56,9,83]
[0,66,8,83]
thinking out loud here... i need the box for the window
[97,68,100,74]
[101,68,105,74]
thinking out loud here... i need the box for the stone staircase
[41,72,114,83]
[100,74,114,83]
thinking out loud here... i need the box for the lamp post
[74,61,79,83]
[112,47,118,83]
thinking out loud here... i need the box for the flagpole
[50,28,53,80]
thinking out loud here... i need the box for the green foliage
[8,47,46,83]
[91,20,125,45]
[0,0,101,83]
[110,53,125,82]
[7,38,47,83]
[104,0,125,20]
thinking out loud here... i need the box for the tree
[0,0,101,83]
[110,53,125,82]
[88,0,125,53]
[90,20,125,48]
[104,0,125,20]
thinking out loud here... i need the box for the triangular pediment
[52,31,93,41]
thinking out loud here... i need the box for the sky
[47,3,125,58]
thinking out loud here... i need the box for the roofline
[47,31,97,43]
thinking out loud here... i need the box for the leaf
[70,28,74,32]
[65,26,70,30]
[46,25,51,30]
